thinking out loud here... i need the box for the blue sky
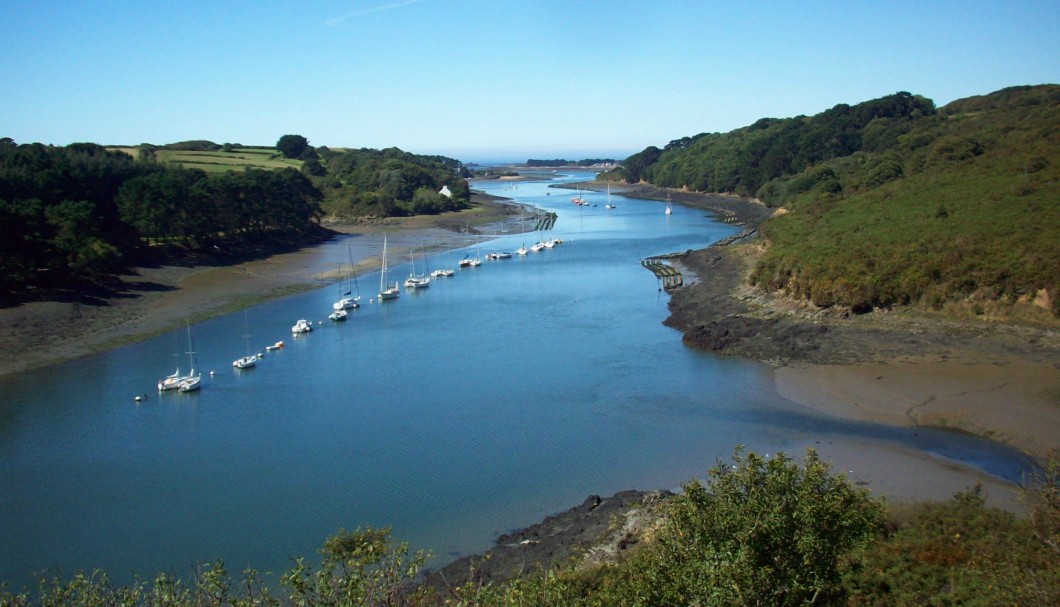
[2,1,1057,163]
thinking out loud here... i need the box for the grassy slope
[751,87,1060,320]
[109,147,303,173]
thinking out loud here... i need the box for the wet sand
[775,362,1059,458]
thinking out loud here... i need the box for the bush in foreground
[5,449,1057,606]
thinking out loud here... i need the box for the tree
[640,448,885,606]
[277,134,310,159]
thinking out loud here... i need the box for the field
[109,147,303,173]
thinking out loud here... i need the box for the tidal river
[0,171,1032,589]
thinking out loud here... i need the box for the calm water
[0,172,1033,588]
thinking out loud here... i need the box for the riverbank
[587,183,1058,462]
[0,195,526,380]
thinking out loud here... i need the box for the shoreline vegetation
[5,86,1058,603]
[2,173,1057,601]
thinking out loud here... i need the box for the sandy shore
[775,362,1059,458]
[0,196,527,379]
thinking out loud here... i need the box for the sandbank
[775,362,1059,459]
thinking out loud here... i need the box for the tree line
[526,158,615,167]
[0,139,322,298]
[0,135,476,300]
[612,91,936,197]
[606,86,1059,317]
[312,145,471,218]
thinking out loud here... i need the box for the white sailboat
[232,310,257,368]
[378,233,400,300]
[404,247,430,289]
[605,182,616,209]
[157,360,186,391]
[427,247,453,276]
[665,190,673,215]
[158,332,190,390]
[178,323,202,392]
[332,244,362,310]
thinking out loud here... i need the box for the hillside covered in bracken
[608,85,1059,320]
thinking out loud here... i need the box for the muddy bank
[424,490,671,595]
[609,184,1059,460]
[0,196,525,379]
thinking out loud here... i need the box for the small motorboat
[329,309,348,321]
[265,340,284,351]
[291,319,313,333]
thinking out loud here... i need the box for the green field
[110,147,303,173]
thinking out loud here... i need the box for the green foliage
[276,134,310,160]
[625,449,885,606]
[282,527,430,607]
[159,140,222,151]
[318,147,469,219]
[629,92,936,196]
[525,158,616,167]
[4,456,1058,607]
[0,140,325,298]
[749,85,1060,316]
[1,528,426,607]
[845,486,1060,606]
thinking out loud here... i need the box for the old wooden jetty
[639,227,758,291]
[641,257,684,291]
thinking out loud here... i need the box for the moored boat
[378,233,400,300]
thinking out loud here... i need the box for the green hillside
[0,137,469,299]
[615,86,1060,319]
[109,142,304,173]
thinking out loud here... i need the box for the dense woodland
[0,138,470,300]
[607,85,1060,317]
[314,146,471,218]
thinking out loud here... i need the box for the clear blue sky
[2,0,1057,163]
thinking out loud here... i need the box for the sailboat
[178,323,202,392]
[665,190,673,215]
[605,182,616,209]
[157,356,186,391]
[427,240,453,277]
[404,247,430,289]
[232,310,258,368]
[333,244,362,310]
[158,331,190,390]
[378,233,400,300]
